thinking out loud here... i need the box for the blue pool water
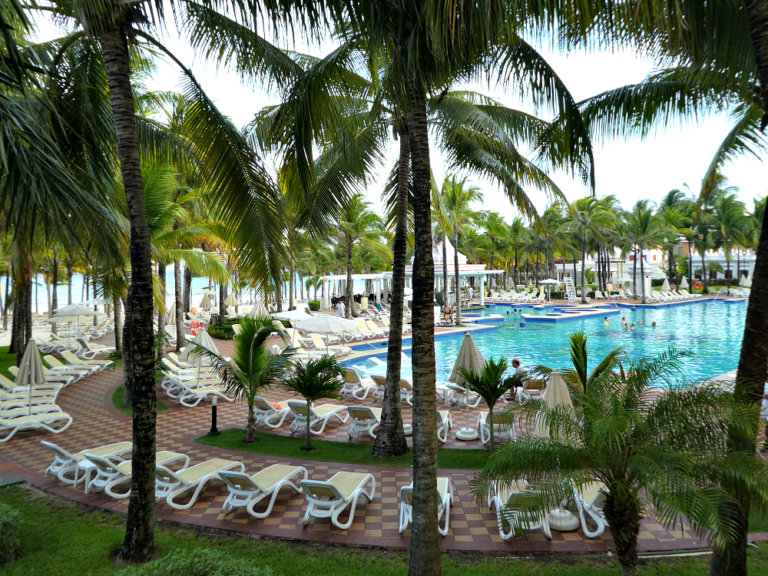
[348,301,747,386]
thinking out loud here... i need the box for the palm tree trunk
[700,251,708,290]
[2,272,9,331]
[66,261,73,305]
[668,247,677,286]
[113,294,122,352]
[157,262,166,361]
[122,295,132,405]
[580,228,587,304]
[10,236,33,357]
[640,243,646,304]
[289,263,295,310]
[304,400,313,451]
[604,489,641,576]
[183,266,192,313]
[345,239,354,319]
[99,24,157,564]
[51,250,58,335]
[726,253,731,295]
[442,237,448,307]
[174,261,185,351]
[408,88,440,576]
[219,275,227,324]
[372,121,409,458]
[454,228,462,325]
[632,247,638,298]
[245,402,257,443]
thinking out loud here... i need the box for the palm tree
[565,197,613,304]
[475,338,767,576]
[461,357,518,450]
[30,0,304,562]
[336,194,390,318]
[195,316,294,442]
[482,212,508,290]
[283,356,345,451]
[622,201,671,303]
[710,193,749,295]
[436,176,482,325]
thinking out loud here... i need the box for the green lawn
[1,485,767,576]
[197,428,491,469]
[0,345,16,375]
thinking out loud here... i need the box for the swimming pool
[347,300,747,386]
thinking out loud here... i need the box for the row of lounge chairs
[647,290,701,303]
[0,373,71,442]
[159,356,233,408]
[41,438,606,539]
[488,288,547,304]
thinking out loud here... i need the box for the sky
[32,13,767,223]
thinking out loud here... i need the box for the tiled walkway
[0,339,716,555]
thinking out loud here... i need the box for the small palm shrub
[122,550,271,576]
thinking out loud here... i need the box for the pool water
[348,301,747,386]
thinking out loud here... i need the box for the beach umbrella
[661,278,670,292]
[165,302,176,325]
[189,330,220,366]
[224,293,240,307]
[247,300,269,318]
[534,371,574,438]
[49,304,99,318]
[293,315,359,354]
[540,278,559,302]
[199,291,214,311]
[449,332,486,440]
[17,338,46,415]
[273,308,312,322]
[679,276,689,289]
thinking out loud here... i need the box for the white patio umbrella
[293,315,359,354]
[679,276,689,289]
[661,278,670,292]
[199,291,215,311]
[540,278,559,302]
[534,371,574,438]
[247,300,269,318]
[165,302,176,325]
[449,332,486,440]
[224,293,240,307]
[17,338,46,414]
[273,309,313,322]
[49,304,99,336]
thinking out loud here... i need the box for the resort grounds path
[0,336,724,556]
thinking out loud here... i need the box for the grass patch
[0,345,16,375]
[750,504,768,533]
[197,428,491,469]
[2,484,768,576]
[112,386,169,418]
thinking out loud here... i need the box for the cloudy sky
[34,13,767,221]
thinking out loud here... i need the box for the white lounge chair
[287,401,349,436]
[85,450,190,497]
[571,481,608,538]
[41,440,132,488]
[399,477,453,536]
[399,379,414,406]
[489,480,551,540]
[444,382,482,408]
[0,411,72,442]
[155,458,244,510]
[219,464,308,516]
[301,471,376,529]
[308,333,352,356]
[517,378,545,403]
[9,365,75,387]
[347,405,383,439]
[437,410,453,444]
[478,410,515,445]
[61,349,113,371]
[0,373,61,399]
[340,368,376,400]
[43,355,97,377]
[252,397,291,429]
[370,374,387,402]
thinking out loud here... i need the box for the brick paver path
[0,336,710,555]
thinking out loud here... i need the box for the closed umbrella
[248,300,269,318]
[49,304,99,336]
[534,371,574,438]
[679,276,689,289]
[199,291,215,311]
[17,338,46,415]
[166,302,176,325]
[661,278,670,292]
[224,293,240,307]
[189,330,220,366]
[449,332,486,440]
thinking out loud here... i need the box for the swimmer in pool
[651,321,657,328]
[603,317,610,326]
[630,323,635,330]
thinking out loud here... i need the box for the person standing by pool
[506,358,527,401]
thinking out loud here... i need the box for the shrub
[308,300,320,312]
[206,324,235,340]
[123,550,272,576]
[0,503,21,565]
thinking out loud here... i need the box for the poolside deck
[1,333,740,557]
